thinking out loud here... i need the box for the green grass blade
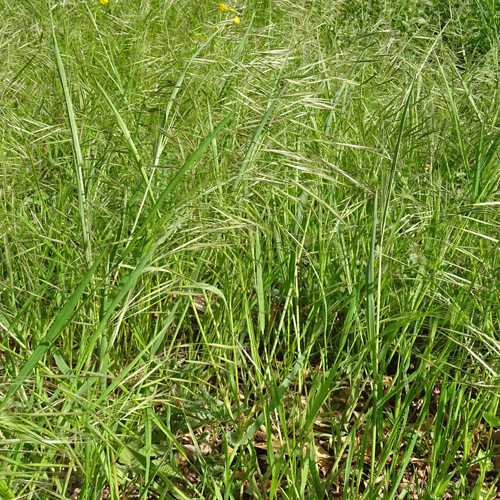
[0,480,15,500]
[95,80,156,204]
[121,110,236,257]
[218,13,255,99]
[0,256,102,408]
[232,352,306,455]
[76,223,181,374]
[49,8,92,266]
[254,228,266,337]
[153,32,218,167]
[234,94,279,190]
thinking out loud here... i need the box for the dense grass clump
[1,0,500,498]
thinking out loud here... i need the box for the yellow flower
[234,15,240,24]
[195,34,205,40]
[218,3,229,11]
[100,0,109,4]
[230,7,235,11]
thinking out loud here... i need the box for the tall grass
[1,0,500,499]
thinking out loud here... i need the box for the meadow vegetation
[1,0,500,498]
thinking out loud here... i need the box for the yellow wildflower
[234,15,240,24]
[230,7,235,11]
[100,0,109,4]
[218,3,229,11]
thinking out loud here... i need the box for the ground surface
[1,0,500,498]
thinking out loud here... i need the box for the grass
[1,0,500,498]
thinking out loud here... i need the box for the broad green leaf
[484,413,500,428]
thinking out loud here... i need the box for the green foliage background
[1,0,500,498]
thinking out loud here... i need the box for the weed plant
[1,0,500,498]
